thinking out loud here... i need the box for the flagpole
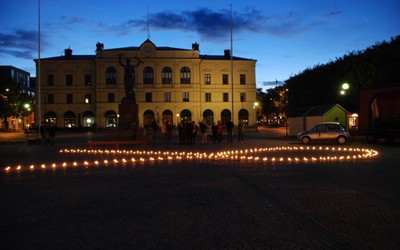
[230,4,234,123]
[37,0,41,128]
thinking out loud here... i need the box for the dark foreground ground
[1,128,399,249]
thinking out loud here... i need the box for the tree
[0,78,34,129]
[285,36,400,113]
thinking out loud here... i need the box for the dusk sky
[1,0,399,90]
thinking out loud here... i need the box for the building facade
[0,66,35,131]
[35,39,257,129]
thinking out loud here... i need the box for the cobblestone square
[1,128,399,249]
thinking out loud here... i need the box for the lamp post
[23,103,31,132]
[339,83,350,129]
[253,101,259,126]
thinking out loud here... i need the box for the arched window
[221,109,231,125]
[45,111,57,127]
[143,67,154,84]
[82,111,95,127]
[202,109,214,125]
[162,110,173,122]
[106,67,116,84]
[143,110,155,128]
[162,67,172,84]
[104,110,117,128]
[64,111,76,128]
[180,67,190,84]
[238,109,249,125]
[180,109,191,121]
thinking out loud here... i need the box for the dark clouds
[0,7,340,60]
[261,80,285,88]
[0,29,38,59]
[146,8,261,40]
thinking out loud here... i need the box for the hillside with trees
[285,36,400,114]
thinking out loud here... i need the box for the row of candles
[3,146,379,173]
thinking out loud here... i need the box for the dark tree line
[285,35,400,114]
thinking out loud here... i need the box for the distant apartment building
[0,66,35,130]
[34,39,257,129]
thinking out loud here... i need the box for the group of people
[211,120,245,144]
[39,122,56,147]
[149,119,246,147]
[176,120,208,146]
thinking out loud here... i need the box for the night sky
[1,0,399,90]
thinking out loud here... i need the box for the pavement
[1,127,399,249]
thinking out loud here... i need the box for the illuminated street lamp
[340,82,349,95]
[253,101,259,126]
[339,83,350,129]
[23,103,31,132]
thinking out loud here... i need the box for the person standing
[40,122,47,147]
[165,120,173,148]
[161,119,167,145]
[178,121,185,145]
[200,121,208,145]
[192,121,198,145]
[226,120,234,143]
[47,125,56,146]
[151,119,159,142]
[185,120,193,145]
[238,120,244,143]
[212,122,218,143]
[217,121,223,143]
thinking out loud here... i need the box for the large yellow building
[35,39,257,129]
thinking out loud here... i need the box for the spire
[147,5,150,40]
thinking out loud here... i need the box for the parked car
[297,122,350,144]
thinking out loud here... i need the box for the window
[85,94,91,104]
[240,74,246,85]
[108,93,115,103]
[205,74,211,85]
[205,93,211,102]
[66,94,73,104]
[182,92,189,102]
[106,67,116,84]
[223,74,229,85]
[143,67,154,84]
[164,92,171,102]
[180,67,191,84]
[47,94,54,104]
[85,74,92,86]
[162,67,172,84]
[66,74,73,86]
[47,75,54,86]
[223,93,229,102]
[145,92,152,102]
[240,92,246,102]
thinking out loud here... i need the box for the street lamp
[340,83,349,95]
[339,83,350,129]
[23,103,31,132]
[253,101,259,126]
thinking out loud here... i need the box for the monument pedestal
[118,99,138,130]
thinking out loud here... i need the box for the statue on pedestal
[118,54,143,102]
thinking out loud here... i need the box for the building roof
[38,55,95,61]
[37,39,255,61]
[199,55,254,61]
[289,104,345,117]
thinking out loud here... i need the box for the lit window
[205,93,211,102]
[205,74,211,85]
[183,92,189,102]
[180,67,191,84]
[162,67,172,84]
